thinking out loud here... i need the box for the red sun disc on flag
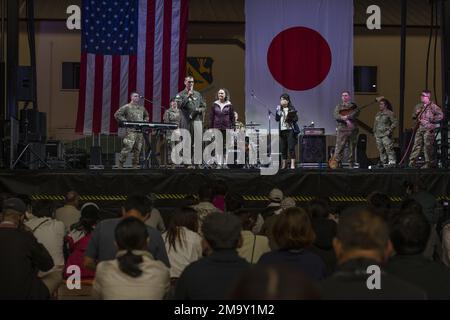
[267,26,332,91]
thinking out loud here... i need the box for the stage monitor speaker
[45,140,64,160]
[17,66,34,101]
[19,109,47,142]
[300,135,326,163]
[356,134,369,168]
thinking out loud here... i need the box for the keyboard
[120,121,178,130]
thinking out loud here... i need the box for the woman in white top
[93,217,170,300]
[163,207,203,279]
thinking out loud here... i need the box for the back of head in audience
[122,195,152,220]
[280,197,296,210]
[15,194,32,213]
[389,209,431,256]
[165,206,199,252]
[273,207,315,250]
[224,192,244,212]
[308,198,331,220]
[367,192,393,221]
[268,188,284,204]
[233,209,258,231]
[198,184,214,202]
[230,265,320,300]
[2,198,27,225]
[334,209,391,264]
[115,217,149,278]
[400,199,423,214]
[76,203,100,233]
[202,213,242,251]
[65,191,80,207]
[32,200,55,218]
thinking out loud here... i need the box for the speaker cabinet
[15,142,46,170]
[300,135,326,163]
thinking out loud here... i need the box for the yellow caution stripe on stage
[27,194,449,203]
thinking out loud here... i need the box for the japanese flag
[245,0,354,133]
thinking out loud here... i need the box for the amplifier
[303,128,325,135]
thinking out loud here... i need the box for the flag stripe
[83,54,96,135]
[152,0,164,122]
[178,0,188,90]
[109,55,121,133]
[76,53,87,133]
[119,55,130,108]
[101,56,112,134]
[136,0,148,101]
[92,55,104,134]
[170,0,181,100]
[145,0,156,121]
[161,0,173,120]
[128,55,137,97]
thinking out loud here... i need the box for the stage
[1,168,449,214]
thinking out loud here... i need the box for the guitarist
[332,91,360,169]
[408,90,443,169]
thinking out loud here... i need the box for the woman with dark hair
[258,207,326,281]
[275,93,299,169]
[163,207,203,280]
[63,203,100,280]
[373,98,398,168]
[209,88,235,167]
[93,217,170,299]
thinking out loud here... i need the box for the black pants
[280,130,296,160]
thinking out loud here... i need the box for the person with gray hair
[55,191,81,231]
[175,213,250,300]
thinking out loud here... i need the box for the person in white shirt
[55,191,81,230]
[93,217,170,300]
[162,207,203,279]
[24,200,65,294]
[234,209,270,263]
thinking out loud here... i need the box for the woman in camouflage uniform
[373,98,398,168]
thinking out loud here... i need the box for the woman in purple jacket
[209,88,235,167]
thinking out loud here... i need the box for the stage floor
[1,168,449,211]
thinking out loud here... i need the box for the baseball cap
[2,198,27,214]
[268,188,284,202]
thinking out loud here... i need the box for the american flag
[76,0,188,134]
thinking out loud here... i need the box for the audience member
[163,207,203,279]
[175,213,250,300]
[0,198,54,299]
[260,188,284,220]
[387,208,450,299]
[258,207,326,281]
[260,197,296,248]
[93,217,170,299]
[84,195,170,270]
[144,193,166,233]
[366,191,394,222]
[55,191,81,230]
[212,180,228,211]
[233,209,270,263]
[321,208,426,299]
[224,192,244,212]
[307,198,337,276]
[192,184,223,231]
[63,203,100,280]
[24,200,65,294]
[230,265,320,300]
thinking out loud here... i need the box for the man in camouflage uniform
[162,96,181,165]
[409,90,444,169]
[373,98,398,168]
[114,92,150,168]
[177,76,206,165]
[333,91,360,168]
